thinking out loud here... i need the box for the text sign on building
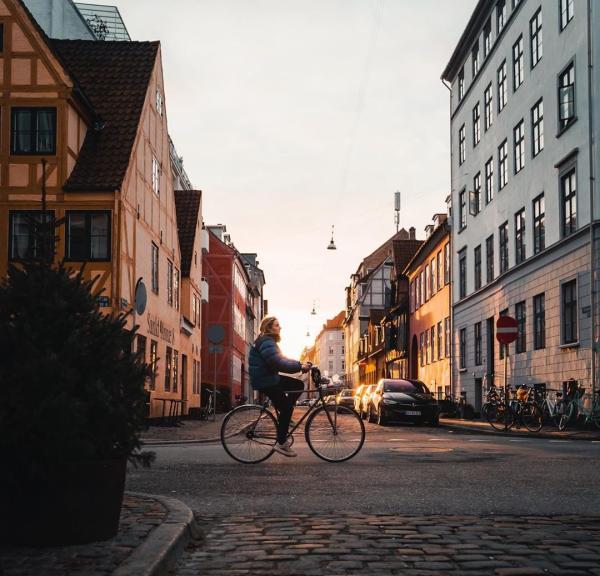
[496,315,518,345]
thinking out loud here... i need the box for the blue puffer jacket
[249,335,302,390]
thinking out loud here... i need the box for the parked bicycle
[220,366,365,464]
[536,388,564,429]
[557,385,600,431]
[485,385,542,432]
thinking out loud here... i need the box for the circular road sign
[134,279,147,316]
[207,324,225,344]
[496,315,518,344]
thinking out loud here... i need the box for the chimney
[409,227,416,240]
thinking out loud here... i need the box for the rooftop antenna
[394,191,401,232]
[327,224,336,250]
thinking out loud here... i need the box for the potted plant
[0,254,153,546]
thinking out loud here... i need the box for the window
[420,333,424,366]
[558,62,576,130]
[560,0,573,31]
[437,251,443,290]
[0,24,3,52]
[483,18,492,58]
[458,67,465,101]
[485,157,494,204]
[497,60,507,112]
[329,346,334,356]
[530,8,542,68]
[514,120,525,173]
[444,317,450,357]
[499,308,508,359]
[444,243,450,284]
[459,189,466,230]
[437,321,443,360]
[513,35,524,91]
[424,330,429,364]
[515,301,526,353]
[11,108,57,155]
[155,88,163,116]
[8,211,54,261]
[562,279,577,344]
[459,328,467,369]
[474,322,482,366]
[458,248,467,299]
[151,242,159,293]
[474,245,482,290]
[486,234,494,283]
[149,340,158,390]
[499,221,509,274]
[137,334,147,363]
[430,326,436,361]
[484,83,493,130]
[430,259,436,296]
[65,211,111,261]
[472,172,481,215]
[472,103,481,146]
[515,207,526,265]
[561,167,577,237]
[498,140,508,190]
[172,350,179,393]
[165,346,172,392]
[472,42,480,77]
[533,193,545,254]
[459,124,466,165]
[152,156,160,195]
[531,98,544,156]
[167,260,173,306]
[174,267,180,310]
[328,360,334,371]
[497,0,506,33]
[533,293,545,350]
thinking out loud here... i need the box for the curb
[440,420,599,441]
[113,492,198,576]
[141,437,220,446]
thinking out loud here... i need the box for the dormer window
[11,108,57,155]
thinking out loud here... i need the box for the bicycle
[536,389,564,429]
[220,366,365,464]
[485,385,542,432]
[557,386,600,431]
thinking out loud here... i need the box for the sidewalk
[440,416,600,440]
[140,415,225,444]
[0,492,196,576]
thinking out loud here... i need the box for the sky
[92,0,476,357]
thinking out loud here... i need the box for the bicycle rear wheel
[521,403,543,432]
[485,402,514,431]
[220,405,277,464]
[557,400,576,431]
[305,405,365,462]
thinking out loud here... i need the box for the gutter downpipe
[587,0,597,401]
[441,77,454,399]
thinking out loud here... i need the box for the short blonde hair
[259,316,280,342]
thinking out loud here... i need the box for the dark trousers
[264,376,305,444]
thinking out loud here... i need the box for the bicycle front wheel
[220,405,277,464]
[305,405,365,462]
[522,403,543,432]
[557,401,576,431]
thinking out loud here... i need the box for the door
[181,354,187,410]
[474,377,483,414]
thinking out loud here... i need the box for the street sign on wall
[496,315,518,345]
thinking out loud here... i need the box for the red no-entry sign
[496,315,518,344]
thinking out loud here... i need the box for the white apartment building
[442,0,600,411]
[314,311,346,383]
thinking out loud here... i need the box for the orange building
[0,0,202,417]
[406,214,451,400]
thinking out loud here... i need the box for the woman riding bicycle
[249,316,311,457]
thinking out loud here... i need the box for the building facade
[406,215,451,400]
[313,311,345,381]
[0,0,202,417]
[443,0,600,408]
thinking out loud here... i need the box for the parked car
[335,389,355,409]
[369,379,439,426]
[354,384,368,413]
[359,384,375,420]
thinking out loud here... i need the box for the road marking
[386,438,407,441]
[428,438,450,441]
[549,440,571,443]
[468,439,488,442]
[508,439,527,442]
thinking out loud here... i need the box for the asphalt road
[126,422,600,517]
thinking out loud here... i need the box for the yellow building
[406,215,451,400]
[0,0,202,417]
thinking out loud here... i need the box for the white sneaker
[273,440,297,457]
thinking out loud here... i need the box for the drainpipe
[441,77,454,399]
[587,0,597,399]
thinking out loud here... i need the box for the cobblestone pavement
[141,416,225,443]
[0,494,167,576]
[176,514,600,576]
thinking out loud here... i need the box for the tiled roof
[174,190,202,277]
[392,239,423,274]
[324,310,345,330]
[50,39,159,192]
[356,228,413,278]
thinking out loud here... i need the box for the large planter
[1,457,127,546]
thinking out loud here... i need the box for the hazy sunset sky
[93,0,476,358]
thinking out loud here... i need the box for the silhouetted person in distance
[249,316,310,457]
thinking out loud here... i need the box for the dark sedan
[368,379,439,425]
